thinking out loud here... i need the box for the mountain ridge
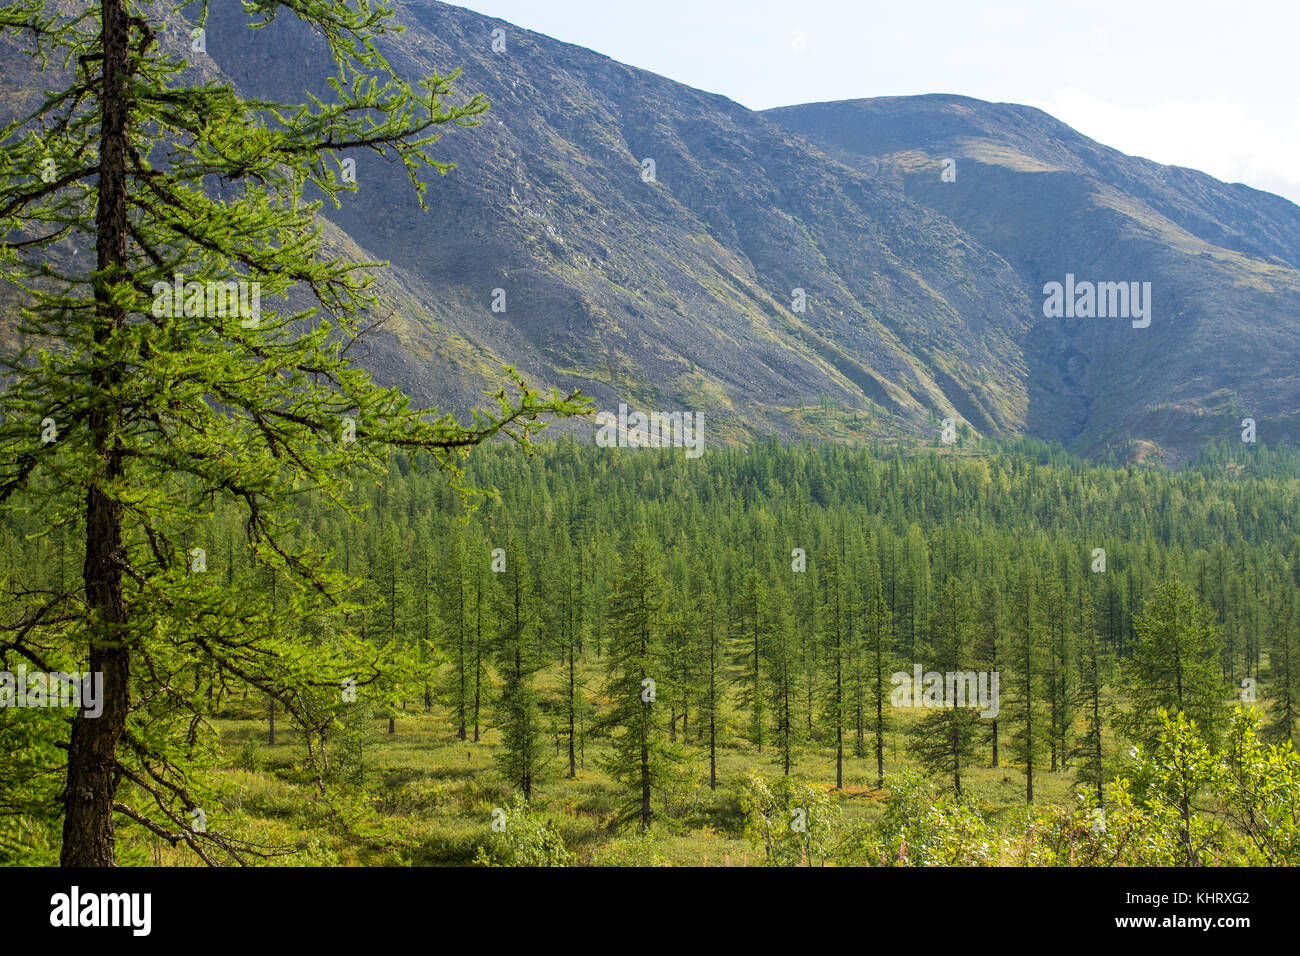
[3,0,1298,464]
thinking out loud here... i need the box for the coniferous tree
[820,548,847,789]
[442,527,471,740]
[862,548,895,788]
[492,536,544,799]
[1264,570,1299,745]
[1007,566,1046,803]
[0,0,583,865]
[1043,576,1073,772]
[908,578,977,795]
[1119,577,1228,752]
[1073,583,1108,802]
[696,567,723,791]
[554,545,585,778]
[798,556,820,741]
[597,532,673,831]
[975,577,1004,768]
[734,567,766,753]
[763,579,797,774]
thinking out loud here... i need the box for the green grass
[121,690,1097,867]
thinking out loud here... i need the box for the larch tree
[0,0,585,866]
[1072,580,1107,802]
[734,566,766,753]
[907,577,977,796]
[861,547,893,789]
[491,529,545,800]
[819,546,846,789]
[1007,565,1045,803]
[762,576,796,775]
[974,577,1003,768]
[1265,571,1299,745]
[1119,577,1227,753]
[597,531,673,832]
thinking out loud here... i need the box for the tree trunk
[783,681,791,775]
[567,644,576,778]
[874,632,885,789]
[835,634,843,790]
[708,619,717,790]
[640,734,651,832]
[473,576,482,742]
[456,572,466,737]
[61,0,131,869]
[752,606,762,753]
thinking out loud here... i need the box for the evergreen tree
[1073,584,1108,802]
[820,548,847,789]
[1043,576,1073,772]
[491,535,545,799]
[0,0,583,865]
[734,567,766,752]
[1119,577,1228,752]
[975,578,1003,768]
[442,526,471,740]
[1264,570,1299,745]
[1007,566,1045,803]
[862,548,895,788]
[763,579,797,774]
[597,532,673,831]
[696,567,723,791]
[908,578,978,795]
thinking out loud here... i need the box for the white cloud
[1028,86,1300,208]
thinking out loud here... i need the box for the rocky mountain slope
[4,0,1298,463]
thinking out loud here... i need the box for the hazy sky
[449,0,1300,206]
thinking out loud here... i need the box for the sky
[448,0,1300,206]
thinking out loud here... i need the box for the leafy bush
[872,772,999,866]
[740,709,1300,868]
[740,773,840,866]
[473,796,574,867]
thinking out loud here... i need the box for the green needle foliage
[0,0,587,866]
[1118,577,1227,753]
[597,531,676,832]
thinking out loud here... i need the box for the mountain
[765,95,1300,459]
[195,0,1035,448]
[5,1,1300,463]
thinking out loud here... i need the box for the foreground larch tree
[0,0,586,866]
[761,576,796,774]
[820,545,847,789]
[861,547,893,789]
[1072,583,1107,803]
